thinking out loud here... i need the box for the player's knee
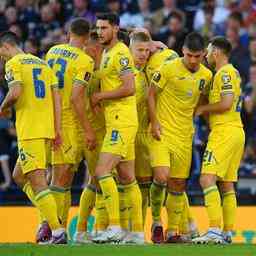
[153,171,168,185]
[168,178,186,192]
[200,174,216,189]
[218,182,234,194]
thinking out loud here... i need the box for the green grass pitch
[1,244,256,256]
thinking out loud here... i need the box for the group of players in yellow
[0,12,244,245]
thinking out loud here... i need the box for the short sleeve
[5,61,22,87]
[113,51,134,76]
[73,58,94,86]
[218,71,235,95]
[150,62,170,90]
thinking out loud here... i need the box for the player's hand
[92,104,102,115]
[151,121,162,141]
[194,105,205,116]
[0,107,11,118]
[53,131,62,151]
[91,92,102,108]
[85,127,97,151]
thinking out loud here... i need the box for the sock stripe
[50,186,66,193]
[120,180,137,189]
[87,184,97,192]
[138,182,152,188]
[35,189,51,201]
[168,191,183,196]
[153,180,167,188]
[97,174,112,181]
[223,191,236,197]
[203,186,218,196]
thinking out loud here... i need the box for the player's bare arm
[71,83,96,151]
[91,71,135,107]
[51,87,62,150]
[195,93,234,116]
[0,83,22,117]
[148,84,162,141]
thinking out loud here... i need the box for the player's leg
[117,159,144,244]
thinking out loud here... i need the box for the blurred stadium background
[1,0,256,245]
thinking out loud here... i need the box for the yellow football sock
[166,191,185,233]
[35,189,60,230]
[203,185,222,228]
[123,180,143,232]
[62,188,71,228]
[50,186,66,226]
[118,185,130,231]
[23,182,44,223]
[179,194,188,234]
[98,175,120,226]
[139,184,150,226]
[150,181,166,223]
[222,190,236,232]
[95,192,109,231]
[76,185,96,232]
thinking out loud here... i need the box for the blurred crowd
[1,0,256,201]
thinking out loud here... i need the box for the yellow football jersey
[135,67,149,133]
[209,64,243,129]
[146,48,179,81]
[151,58,212,138]
[46,44,94,125]
[99,41,137,128]
[5,53,56,140]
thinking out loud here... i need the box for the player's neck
[8,47,24,59]
[69,38,85,50]
[104,38,119,51]
[215,58,229,71]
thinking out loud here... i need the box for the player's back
[154,58,212,138]
[46,44,94,124]
[209,64,243,129]
[146,48,179,81]
[5,53,56,140]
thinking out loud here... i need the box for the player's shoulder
[199,63,212,78]
[216,64,235,80]
[114,41,131,56]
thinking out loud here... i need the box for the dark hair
[183,32,205,51]
[229,11,243,25]
[210,36,232,57]
[69,18,90,36]
[118,29,130,46]
[97,13,120,26]
[168,11,184,24]
[130,31,151,44]
[0,31,19,46]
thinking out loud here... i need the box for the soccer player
[0,31,65,243]
[148,32,212,243]
[45,18,95,230]
[129,32,151,225]
[91,13,143,243]
[74,32,106,243]
[193,37,245,244]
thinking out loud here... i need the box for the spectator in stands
[249,38,256,64]
[152,0,181,30]
[33,3,61,40]
[239,0,256,28]
[15,0,40,39]
[9,24,23,42]
[193,0,230,31]
[24,38,41,57]
[120,0,152,29]
[5,6,18,27]
[243,63,256,139]
[155,11,187,55]
[72,0,96,24]
[226,26,250,83]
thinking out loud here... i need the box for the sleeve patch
[84,72,91,82]
[221,84,232,90]
[152,72,161,82]
[119,57,129,67]
[221,74,231,84]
